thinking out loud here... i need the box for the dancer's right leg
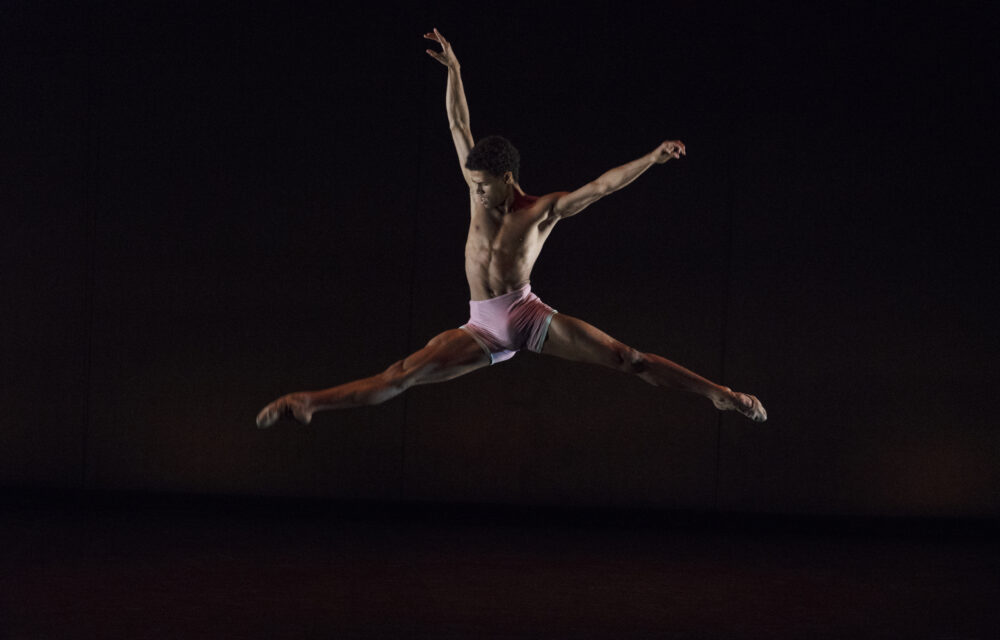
[256,328,490,428]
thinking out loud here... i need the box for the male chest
[470,209,540,252]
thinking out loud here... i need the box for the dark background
[2,0,997,517]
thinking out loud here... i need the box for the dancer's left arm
[550,140,685,219]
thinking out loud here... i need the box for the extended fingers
[434,28,451,50]
[423,28,448,45]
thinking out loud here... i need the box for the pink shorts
[460,283,558,364]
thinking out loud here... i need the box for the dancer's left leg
[541,314,766,422]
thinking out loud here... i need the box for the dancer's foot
[256,393,314,428]
[712,388,768,422]
[734,392,767,422]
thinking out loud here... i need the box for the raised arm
[425,28,475,185]
[551,140,686,219]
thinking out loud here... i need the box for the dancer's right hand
[424,28,460,69]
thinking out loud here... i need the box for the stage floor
[2,493,998,639]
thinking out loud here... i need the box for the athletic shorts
[459,283,557,364]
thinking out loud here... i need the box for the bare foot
[712,388,768,422]
[733,392,767,422]
[256,393,314,428]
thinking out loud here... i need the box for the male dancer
[256,28,766,428]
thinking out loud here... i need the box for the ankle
[714,385,733,401]
[708,386,735,410]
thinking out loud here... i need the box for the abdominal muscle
[465,238,534,300]
[464,243,533,301]
[464,194,553,301]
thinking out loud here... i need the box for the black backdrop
[2,1,997,517]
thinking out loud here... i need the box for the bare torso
[464,190,560,300]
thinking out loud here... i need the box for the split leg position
[255,316,766,428]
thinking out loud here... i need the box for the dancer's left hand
[651,140,686,164]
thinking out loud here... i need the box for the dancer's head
[466,135,520,209]
[465,135,520,185]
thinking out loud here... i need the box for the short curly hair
[465,135,520,183]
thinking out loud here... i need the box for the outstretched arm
[551,140,686,219]
[425,28,474,185]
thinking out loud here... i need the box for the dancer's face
[469,170,512,208]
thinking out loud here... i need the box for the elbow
[593,178,614,197]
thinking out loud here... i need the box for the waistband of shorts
[469,282,532,307]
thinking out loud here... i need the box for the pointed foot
[713,388,768,422]
[733,392,767,422]
[255,393,314,428]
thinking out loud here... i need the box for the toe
[735,393,767,422]
[748,395,767,422]
[255,403,279,429]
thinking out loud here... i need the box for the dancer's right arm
[424,28,474,185]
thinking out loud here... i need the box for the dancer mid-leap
[256,28,766,428]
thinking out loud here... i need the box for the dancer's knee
[614,344,647,375]
[370,359,424,404]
